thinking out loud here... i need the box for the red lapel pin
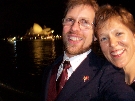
[83,76,89,82]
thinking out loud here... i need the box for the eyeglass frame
[62,17,94,30]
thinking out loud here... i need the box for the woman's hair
[95,4,135,37]
[63,0,99,17]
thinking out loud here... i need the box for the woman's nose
[109,37,118,47]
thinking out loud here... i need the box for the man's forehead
[66,5,95,21]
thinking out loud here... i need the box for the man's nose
[70,21,81,32]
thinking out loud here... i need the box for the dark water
[0,39,63,101]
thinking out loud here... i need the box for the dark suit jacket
[41,51,135,101]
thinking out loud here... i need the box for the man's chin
[64,45,91,56]
[66,49,87,56]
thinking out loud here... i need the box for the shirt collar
[63,49,91,71]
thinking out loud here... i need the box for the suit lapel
[44,55,63,100]
[56,51,101,100]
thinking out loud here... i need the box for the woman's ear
[133,33,135,46]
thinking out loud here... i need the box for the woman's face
[97,18,135,68]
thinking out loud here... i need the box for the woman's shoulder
[130,80,135,91]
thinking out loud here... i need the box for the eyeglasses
[62,18,94,30]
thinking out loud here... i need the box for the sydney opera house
[23,23,55,40]
[6,23,62,42]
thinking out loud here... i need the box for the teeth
[111,49,124,55]
[69,37,82,41]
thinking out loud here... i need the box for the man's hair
[63,0,99,17]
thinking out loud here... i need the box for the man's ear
[94,35,97,41]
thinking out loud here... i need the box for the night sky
[0,0,134,38]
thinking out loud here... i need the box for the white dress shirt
[56,49,91,81]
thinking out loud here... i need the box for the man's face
[62,4,95,57]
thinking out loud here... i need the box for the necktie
[57,60,71,94]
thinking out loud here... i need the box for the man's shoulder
[89,51,106,68]
[102,59,122,72]
[53,54,63,64]
[89,51,122,72]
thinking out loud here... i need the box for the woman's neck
[124,55,135,85]
[125,73,135,85]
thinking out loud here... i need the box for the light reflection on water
[32,40,56,67]
[0,39,63,100]
[14,39,62,73]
